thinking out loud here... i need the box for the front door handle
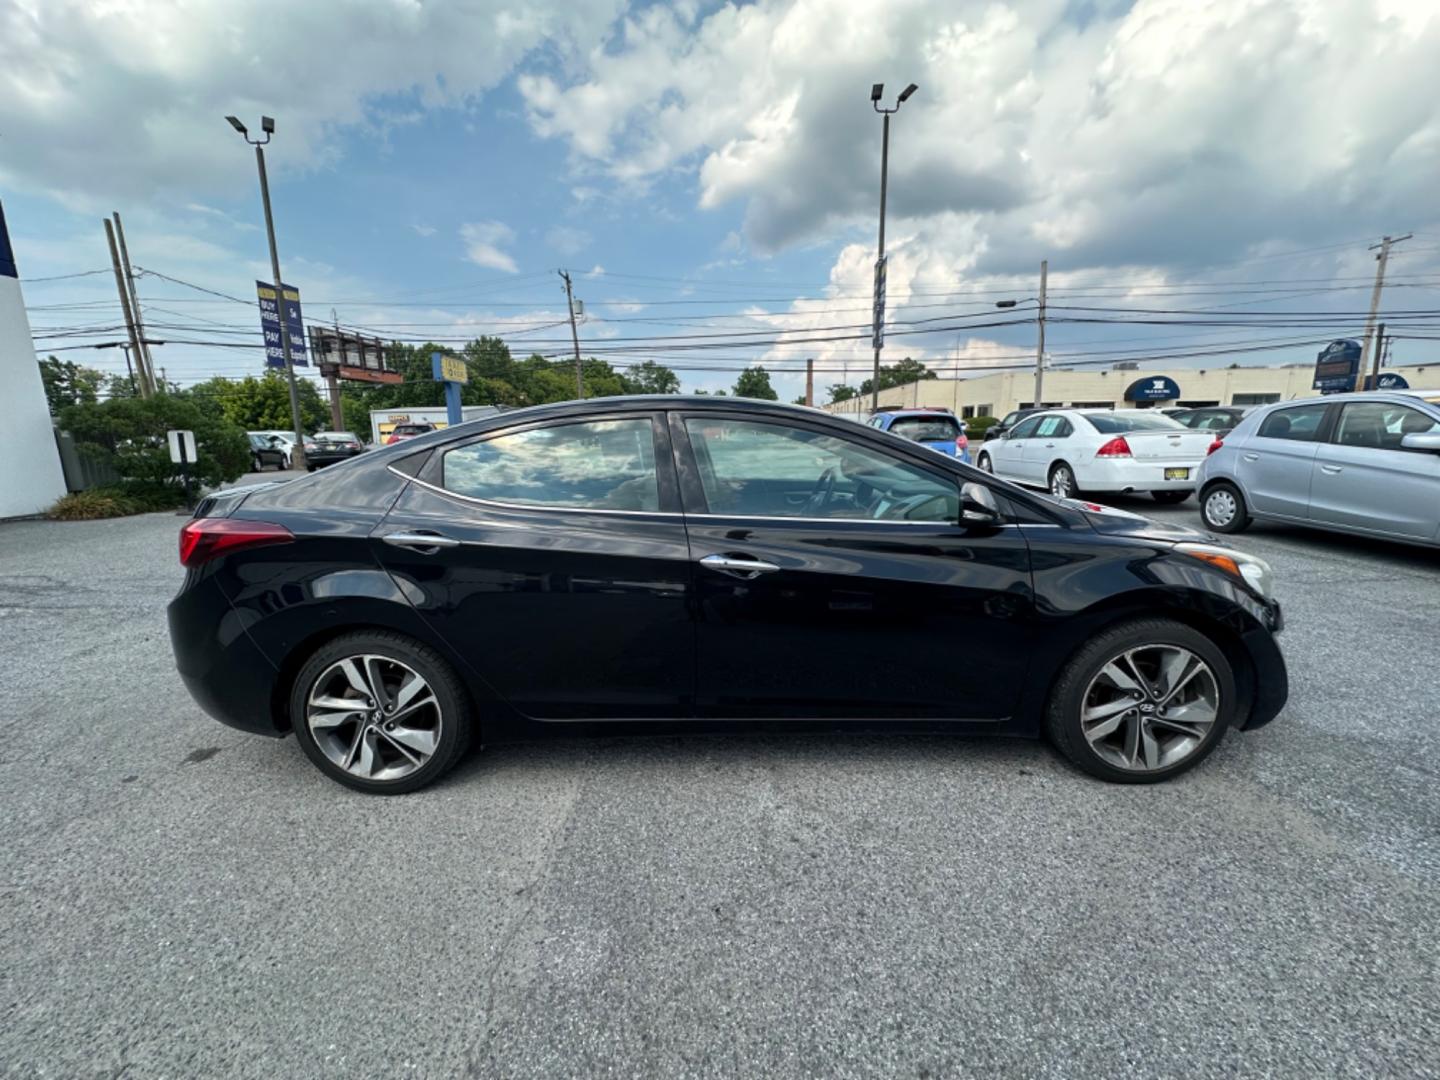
[383,531,460,552]
[699,553,780,580]
[1319,464,1342,474]
[1242,453,1260,462]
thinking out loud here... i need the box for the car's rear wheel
[1048,463,1078,499]
[1152,490,1190,504]
[1044,618,1235,783]
[290,631,474,794]
[1200,481,1250,533]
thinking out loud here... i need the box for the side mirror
[1401,432,1440,453]
[960,481,1001,525]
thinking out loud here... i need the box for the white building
[0,200,67,519]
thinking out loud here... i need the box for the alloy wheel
[1080,644,1219,772]
[1050,466,1074,498]
[1204,488,1238,528]
[306,654,442,782]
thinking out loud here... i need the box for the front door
[1308,400,1440,540]
[1021,414,1074,481]
[373,413,694,720]
[988,414,1043,482]
[672,413,1035,720]
[1236,401,1334,519]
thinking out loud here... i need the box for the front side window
[1334,402,1440,450]
[1258,403,1328,442]
[442,418,659,511]
[1009,415,1045,440]
[684,418,958,522]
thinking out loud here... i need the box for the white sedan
[975,409,1215,502]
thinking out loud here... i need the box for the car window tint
[1258,403,1328,442]
[442,418,659,510]
[1009,416,1044,439]
[1335,402,1440,450]
[684,418,958,522]
[889,416,961,441]
[1085,411,1188,433]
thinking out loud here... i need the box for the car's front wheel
[289,631,474,794]
[1044,618,1235,783]
[1200,482,1250,533]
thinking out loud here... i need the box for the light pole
[996,259,1049,407]
[869,81,918,414]
[226,114,307,470]
[94,339,166,396]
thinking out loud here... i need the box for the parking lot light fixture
[868,80,919,412]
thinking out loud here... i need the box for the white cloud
[459,221,519,273]
[545,225,592,256]
[410,224,438,238]
[585,264,606,278]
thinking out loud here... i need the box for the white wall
[0,207,68,518]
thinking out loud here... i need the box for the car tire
[306,465,316,472]
[1048,463,1079,499]
[1044,617,1235,784]
[1200,481,1250,533]
[977,452,993,473]
[1152,491,1190,504]
[251,454,263,472]
[289,631,475,794]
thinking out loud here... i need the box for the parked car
[170,395,1286,794]
[1197,390,1440,547]
[1168,406,1251,436]
[302,431,366,470]
[976,409,1212,502]
[250,431,295,469]
[866,407,972,464]
[385,422,437,445]
[984,407,1039,441]
[246,433,289,472]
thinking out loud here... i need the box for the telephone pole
[111,213,156,395]
[560,270,583,399]
[1356,234,1411,391]
[1033,259,1048,408]
[805,357,815,407]
[103,218,151,398]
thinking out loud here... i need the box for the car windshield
[889,416,960,441]
[1084,411,1188,433]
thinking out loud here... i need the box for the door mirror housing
[960,482,1001,525]
[1401,432,1440,453]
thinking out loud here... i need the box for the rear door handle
[699,553,780,579]
[1242,453,1259,462]
[383,531,460,552]
[1319,464,1342,474]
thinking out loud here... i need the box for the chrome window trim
[391,468,684,519]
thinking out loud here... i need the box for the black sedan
[169,396,1287,794]
[302,431,366,470]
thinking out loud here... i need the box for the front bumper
[1239,618,1288,730]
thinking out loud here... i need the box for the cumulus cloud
[460,221,519,273]
[545,225,592,256]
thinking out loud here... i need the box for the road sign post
[432,352,468,428]
[168,429,197,509]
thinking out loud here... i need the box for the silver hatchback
[1195,391,1440,547]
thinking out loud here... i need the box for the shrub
[58,394,250,489]
[47,484,191,520]
[965,415,1000,436]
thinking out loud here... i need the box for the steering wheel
[802,467,836,516]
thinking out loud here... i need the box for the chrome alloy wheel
[1050,466,1075,498]
[1204,488,1238,528]
[1080,644,1219,772]
[306,655,442,782]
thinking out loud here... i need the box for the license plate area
[1164,467,1190,481]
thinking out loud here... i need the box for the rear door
[1235,402,1334,520]
[673,412,1035,720]
[1308,401,1440,540]
[373,413,695,720]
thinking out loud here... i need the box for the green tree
[59,394,250,488]
[857,357,935,398]
[187,370,328,433]
[626,360,681,395]
[827,384,857,404]
[38,356,105,413]
[732,365,777,400]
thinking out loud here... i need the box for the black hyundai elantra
[168,396,1287,793]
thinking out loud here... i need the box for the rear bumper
[168,576,286,737]
[1081,458,1206,492]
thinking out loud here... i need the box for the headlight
[1175,542,1274,598]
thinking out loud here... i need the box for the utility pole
[1356,234,1411,391]
[227,115,307,469]
[1368,322,1386,391]
[103,218,150,398]
[805,357,815,407]
[560,270,583,399]
[324,308,344,431]
[1033,259,1048,408]
[868,82,918,414]
[111,212,156,395]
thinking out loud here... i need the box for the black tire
[251,454,263,472]
[1199,481,1250,533]
[1048,462,1079,499]
[977,452,993,473]
[289,631,474,794]
[306,464,316,472]
[1152,490,1190,504]
[1044,617,1235,784]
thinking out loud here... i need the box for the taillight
[1207,438,1224,456]
[385,434,399,445]
[179,518,293,567]
[1095,436,1132,458]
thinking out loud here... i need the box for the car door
[1307,401,1440,540]
[672,412,1035,720]
[989,414,1043,481]
[1235,402,1334,520]
[372,413,695,720]
[1021,414,1074,479]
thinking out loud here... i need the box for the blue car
[866,407,972,464]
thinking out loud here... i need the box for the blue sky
[6,0,1440,402]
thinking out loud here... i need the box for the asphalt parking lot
[3,475,1438,1078]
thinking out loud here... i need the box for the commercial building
[0,199,67,519]
[368,405,502,445]
[823,361,1440,421]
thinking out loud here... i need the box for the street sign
[1313,339,1362,393]
[872,256,887,350]
[167,429,196,464]
[432,352,467,427]
[256,280,309,367]
[435,353,469,385]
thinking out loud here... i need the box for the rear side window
[442,418,659,510]
[1034,416,1072,438]
[1258,404,1328,442]
[889,416,961,441]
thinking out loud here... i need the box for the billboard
[308,325,402,383]
[256,281,309,367]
